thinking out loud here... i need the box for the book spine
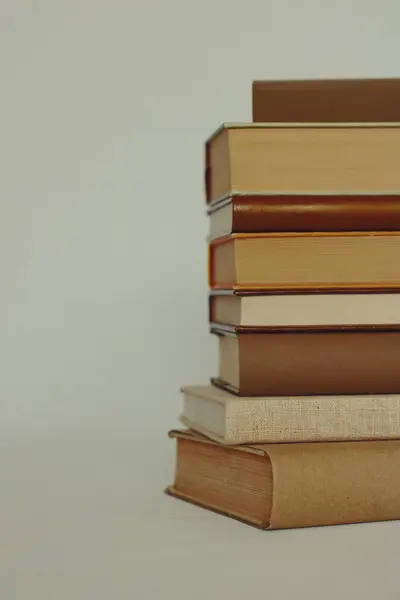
[204,139,211,204]
[230,195,400,232]
[252,78,400,123]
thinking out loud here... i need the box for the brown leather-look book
[207,193,400,239]
[205,123,400,206]
[167,429,400,530]
[212,327,400,396]
[209,232,400,292]
[252,78,400,123]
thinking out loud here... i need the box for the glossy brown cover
[252,78,400,123]
[213,329,400,396]
[209,194,400,233]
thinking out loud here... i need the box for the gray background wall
[2,0,399,436]
[1,2,400,598]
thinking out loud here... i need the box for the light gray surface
[1,426,400,599]
[1,0,400,597]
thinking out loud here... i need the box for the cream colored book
[210,291,400,328]
[180,385,400,445]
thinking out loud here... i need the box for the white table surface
[1,425,399,600]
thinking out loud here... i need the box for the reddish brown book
[208,193,400,239]
[209,232,400,292]
[167,429,400,530]
[212,328,400,396]
[252,78,400,123]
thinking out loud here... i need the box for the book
[205,123,400,205]
[209,290,400,329]
[179,385,400,444]
[252,78,400,123]
[209,232,400,291]
[212,328,400,396]
[167,429,400,529]
[207,193,400,239]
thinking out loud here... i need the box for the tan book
[167,429,400,530]
[205,123,400,205]
[210,232,400,291]
[180,385,400,444]
[210,290,400,329]
[213,329,400,396]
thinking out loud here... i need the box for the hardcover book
[209,290,400,329]
[167,429,400,529]
[252,78,400,123]
[207,193,400,239]
[212,328,400,396]
[179,385,400,444]
[209,232,400,291]
[205,123,400,206]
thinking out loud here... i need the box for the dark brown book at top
[212,327,400,396]
[208,193,400,239]
[252,78,400,123]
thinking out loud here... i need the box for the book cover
[180,385,400,444]
[204,123,400,205]
[167,429,400,529]
[207,193,400,238]
[212,328,400,396]
[252,78,400,123]
[209,232,400,292]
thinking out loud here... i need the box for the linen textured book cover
[167,429,400,530]
[209,232,400,291]
[204,123,400,205]
[252,78,400,123]
[209,290,400,329]
[179,385,400,444]
[212,328,400,396]
[207,193,400,239]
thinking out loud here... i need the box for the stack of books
[167,78,400,530]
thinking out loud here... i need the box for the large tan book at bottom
[167,429,400,530]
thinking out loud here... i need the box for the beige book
[205,122,400,205]
[180,385,400,444]
[167,429,400,530]
[210,291,400,328]
[210,232,400,291]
